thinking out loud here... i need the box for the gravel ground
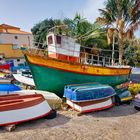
[0,103,140,140]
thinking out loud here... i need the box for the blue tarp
[64,83,116,102]
[0,84,21,92]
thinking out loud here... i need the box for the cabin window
[56,36,61,44]
[17,59,20,62]
[48,36,53,44]
[15,36,18,39]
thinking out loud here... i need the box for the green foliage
[97,0,140,64]
[124,45,136,66]
[100,0,140,27]
[124,39,140,66]
[31,19,62,47]
[31,14,108,50]
[128,83,140,96]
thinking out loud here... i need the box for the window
[17,59,20,62]
[48,36,53,44]
[56,36,61,44]
[15,36,18,39]
[12,44,19,50]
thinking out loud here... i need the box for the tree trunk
[112,33,115,66]
[118,19,124,65]
[118,31,123,65]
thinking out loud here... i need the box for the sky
[0,0,139,37]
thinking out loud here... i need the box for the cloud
[80,0,105,22]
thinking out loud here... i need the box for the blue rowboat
[64,83,116,102]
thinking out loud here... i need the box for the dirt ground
[0,103,140,140]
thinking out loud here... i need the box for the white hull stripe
[67,98,113,112]
[0,101,51,125]
[13,74,35,86]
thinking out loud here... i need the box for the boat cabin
[47,33,80,62]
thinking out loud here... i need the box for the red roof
[0,24,32,35]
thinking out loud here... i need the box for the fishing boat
[13,73,35,86]
[64,83,115,113]
[0,94,53,126]
[23,29,131,97]
[114,87,132,105]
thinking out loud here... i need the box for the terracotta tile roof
[0,24,20,29]
[0,24,32,35]
[6,29,32,35]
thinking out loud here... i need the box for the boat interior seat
[0,99,24,105]
[0,94,43,101]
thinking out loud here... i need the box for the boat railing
[27,45,119,66]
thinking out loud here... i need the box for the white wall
[13,58,26,67]
[0,33,33,47]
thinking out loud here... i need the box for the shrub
[128,84,140,96]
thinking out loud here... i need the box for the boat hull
[64,83,116,102]
[13,74,35,86]
[66,97,113,113]
[24,53,131,97]
[29,63,129,97]
[0,94,52,126]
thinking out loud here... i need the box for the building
[0,24,33,66]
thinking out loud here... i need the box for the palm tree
[97,0,140,64]
[63,14,107,48]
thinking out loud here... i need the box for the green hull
[29,63,129,97]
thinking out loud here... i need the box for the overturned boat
[114,87,132,105]
[64,83,115,113]
[0,94,53,126]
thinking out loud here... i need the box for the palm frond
[107,28,115,44]
[96,17,109,25]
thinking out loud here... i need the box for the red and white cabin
[47,33,80,62]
